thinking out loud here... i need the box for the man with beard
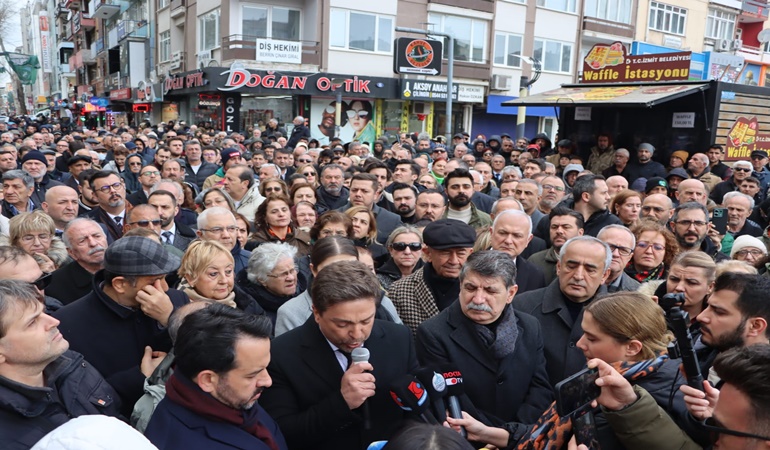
[627,143,666,185]
[148,189,196,253]
[21,150,63,206]
[670,202,729,262]
[694,273,770,378]
[86,171,127,241]
[528,207,584,284]
[640,193,674,225]
[315,164,349,214]
[46,218,108,304]
[537,175,566,215]
[441,168,492,229]
[145,304,287,450]
[586,133,615,174]
[712,160,753,205]
[414,189,446,222]
[392,183,417,224]
[261,261,417,450]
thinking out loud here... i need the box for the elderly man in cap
[202,148,242,189]
[62,154,92,192]
[750,150,770,193]
[712,160,753,205]
[21,149,63,206]
[54,236,189,416]
[388,218,476,334]
[627,143,666,185]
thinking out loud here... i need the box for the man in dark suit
[514,236,611,387]
[416,251,553,438]
[490,197,546,260]
[489,209,546,294]
[85,170,127,241]
[148,189,195,252]
[48,218,108,304]
[126,164,160,206]
[260,261,418,450]
[338,173,402,244]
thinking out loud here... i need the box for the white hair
[197,206,235,230]
[558,236,612,272]
[723,191,755,210]
[492,208,532,237]
[247,242,297,284]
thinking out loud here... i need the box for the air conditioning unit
[169,51,184,70]
[197,50,212,68]
[731,39,743,51]
[491,74,512,91]
[411,101,429,115]
[715,39,730,52]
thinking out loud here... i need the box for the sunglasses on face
[324,105,336,114]
[734,167,752,172]
[264,187,283,193]
[31,272,52,290]
[391,242,422,252]
[302,171,316,176]
[345,110,369,119]
[129,219,162,227]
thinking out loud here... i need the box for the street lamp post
[395,26,454,142]
[330,78,345,139]
[509,55,541,141]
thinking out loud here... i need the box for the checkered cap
[104,236,181,276]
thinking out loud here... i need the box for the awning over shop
[501,82,709,108]
[486,95,557,117]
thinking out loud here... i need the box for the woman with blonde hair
[609,189,643,227]
[9,210,62,272]
[177,240,264,315]
[625,220,679,282]
[344,205,388,265]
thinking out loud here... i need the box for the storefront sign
[136,80,159,102]
[393,38,443,75]
[164,72,208,94]
[222,94,241,133]
[109,88,132,101]
[401,80,484,103]
[575,107,591,121]
[672,112,695,128]
[256,39,302,64]
[582,42,691,83]
[725,116,770,160]
[40,14,52,74]
[219,68,372,94]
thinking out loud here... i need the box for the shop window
[648,2,687,36]
[539,117,557,142]
[494,33,523,68]
[705,9,736,40]
[427,13,488,64]
[584,0,632,24]
[242,5,300,41]
[533,39,572,74]
[159,31,171,62]
[329,9,393,53]
[199,9,220,52]
[537,0,577,14]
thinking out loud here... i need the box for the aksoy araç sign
[725,116,770,160]
[582,42,691,83]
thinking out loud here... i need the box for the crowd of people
[1,114,770,450]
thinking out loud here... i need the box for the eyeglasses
[95,182,124,193]
[636,241,665,252]
[31,272,52,290]
[607,243,633,256]
[129,219,162,227]
[21,233,52,244]
[391,242,422,252]
[345,110,369,119]
[267,266,298,279]
[542,184,565,192]
[674,220,708,228]
[432,149,446,153]
[734,167,752,172]
[483,152,493,156]
[302,171,316,177]
[701,417,770,443]
[298,159,313,164]
[264,187,283,193]
[128,162,143,166]
[200,225,239,235]
[141,170,160,176]
[735,249,765,258]
[324,105,336,114]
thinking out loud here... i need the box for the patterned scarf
[624,262,666,283]
[515,354,669,450]
[474,304,519,360]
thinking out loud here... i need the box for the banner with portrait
[309,98,377,146]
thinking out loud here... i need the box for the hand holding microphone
[442,366,467,438]
[341,348,375,411]
[351,347,373,429]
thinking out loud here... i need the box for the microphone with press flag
[389,375,439,424]
[441,365,467,438]
[415,367,448,423]
[351,347,372,430]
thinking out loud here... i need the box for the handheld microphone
[415,367,448,423]
[389,375,439,424]
[441,366,466,438]
[351,347,372,430]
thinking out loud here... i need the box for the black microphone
[441,366,466,438]
[415,367,448,423]
[351,347,372,430]
[389,375,439,424]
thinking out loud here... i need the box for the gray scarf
[474,304,519,360]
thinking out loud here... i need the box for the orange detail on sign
[725,116,770,160]
[405,40,435,69]
[582,42,691,83]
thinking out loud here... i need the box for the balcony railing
[742,0,769,20]
[92,0,121,20]
[582,16,635,39]
[221,36,320,66]
[170,0,184,18]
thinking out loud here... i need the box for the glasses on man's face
[298,159,313,164]
[94,182,124,193]
[129,219,162,227]
[607,243,633,257]
[264,187,283,193]
[734,167,752,173]
[735,249,765,258]
[129,162,143,166]
[267,266,298,279]
[637,241,665,252]
[31,272,52,291]
[391,242,422,252]
[345,110,369,119]
[200,225,239,235]
[324,105,336,114]
[702,417,770,444]
[141,170,160,177]
[432,149,446,154]
[21,233,52,244]
[542,184,565,192]
[675,220,708,228]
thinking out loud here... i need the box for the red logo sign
[405,40,435,69]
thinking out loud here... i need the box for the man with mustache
[415,251,553,429]
[85,170,128,241]
[261,261,417,450]
[441,168,492,229]
[145,304,287,450]
[0,280,121,448]
[528,207,584,285]
[46,218,109,305]
[315,164,349,214]
[515,236,612,387]
[670,202,729,262]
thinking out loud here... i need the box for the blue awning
[487,95,558,117]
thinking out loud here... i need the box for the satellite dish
[758,29,770,44]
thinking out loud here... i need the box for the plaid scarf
[516,354,669,450]
[624,262,665,283]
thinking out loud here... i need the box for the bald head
[606,175,628,196]
[677,179,708,205]
[641,194,674,225]
[42,185,80,229]
[491,197,524,218]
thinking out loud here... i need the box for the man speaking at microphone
[416,251,553,440]
[260,260,418,450]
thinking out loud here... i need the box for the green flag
[4,53,40,85]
